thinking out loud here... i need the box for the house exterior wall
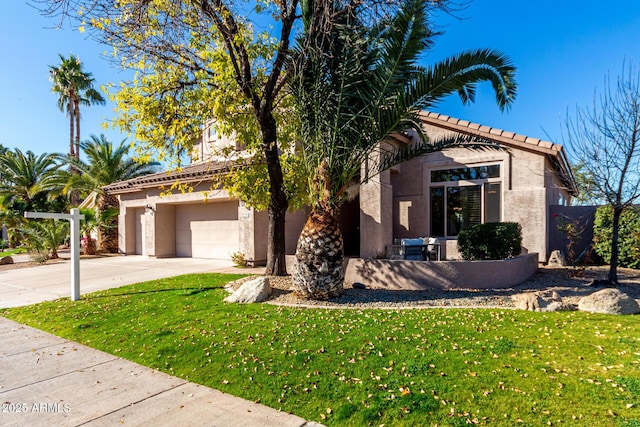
[115,182,310,264]
[367,124,567,263]
[109,115,574,265]
[360,168,393,258]
[116,183,247,260]
[154,204,176,258]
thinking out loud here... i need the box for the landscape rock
[585,279,612,287]
[0,256,14,265]
[547,250,567,266]
[512,290,575,312]
[352,282,367,289]
[578,288,640,315]
[224,277,271,304]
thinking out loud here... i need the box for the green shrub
[593,205,640,269]
[230,251,248,267]
[457,222,522,260]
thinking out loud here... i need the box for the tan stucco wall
[115,182,310,263]
[154,204,176,258]
[363,122,563,263]
[344,253,538,290]
[360,166,393,258]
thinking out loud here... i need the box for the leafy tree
[41,0,303,275]
[565,63,640,283]
[67,134,159,252]
[50,53,106,159]
[593,205,640,270]
[289,0,516,299]
[37,0,430,276]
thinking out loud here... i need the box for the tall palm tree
[66,134,159,252]
[289,0,517,299]
[50,54,106,160]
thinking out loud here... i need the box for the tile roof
[104,112,578,196]
[419,111,565,155]
[103,161,230,194]
[419,112,577,196]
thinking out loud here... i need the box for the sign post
[24,209,85,301]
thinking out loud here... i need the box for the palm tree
[289,0,517,299]
[50,54,106,160]
[0,149,66,213]
[0,149,67,248]
[66,134,158,252]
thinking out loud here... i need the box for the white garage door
[175,201,239,259]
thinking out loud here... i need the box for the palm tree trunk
[292,207,344,300]
[98,194,120,253]
[74,99,81,159]
[84,230,96,255]
[69,101,75,158]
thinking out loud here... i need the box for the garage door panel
[175,202,239,259]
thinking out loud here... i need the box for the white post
[69,208,81,301]
[24,210,85,301]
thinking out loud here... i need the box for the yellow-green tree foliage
[89,0,307,209]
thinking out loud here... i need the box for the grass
[2,273,640,426]
[0,247,26,257]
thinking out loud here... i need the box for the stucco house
[104,112,576,264]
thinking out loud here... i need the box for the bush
[230,251,248,267]
[457,222,522,260]
[593,205,640,269]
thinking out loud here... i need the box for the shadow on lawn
[87,286,223,299]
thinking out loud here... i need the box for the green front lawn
[2,273,639,426]
[0,247,26,257]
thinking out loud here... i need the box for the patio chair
[424,237,440,261]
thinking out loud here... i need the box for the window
[429,164,502,237]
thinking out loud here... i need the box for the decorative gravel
[226,266,640,309]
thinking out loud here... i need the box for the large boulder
[578,288,640,315]
[0,256,14,265]
[224,277,271,304]
[512,290,575,312]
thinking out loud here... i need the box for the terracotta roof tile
[418,111,577,196]
[104,160,231,194]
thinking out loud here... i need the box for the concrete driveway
[0,255,262,309]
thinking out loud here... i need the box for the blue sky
[2,1,640,158]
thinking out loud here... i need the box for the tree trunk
[292,207,344,300]
[98,193,120,253]
[260,113,288,276]
[69,100,75,158]
[608,206,622,284]
[74,99,81,159]
[83,231,96,255]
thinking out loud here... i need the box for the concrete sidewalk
[0,317,315,426]
[0,256,318,426]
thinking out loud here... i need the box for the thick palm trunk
[292,208,344,300]
[98,193,120,253]
[83,231,96,255]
